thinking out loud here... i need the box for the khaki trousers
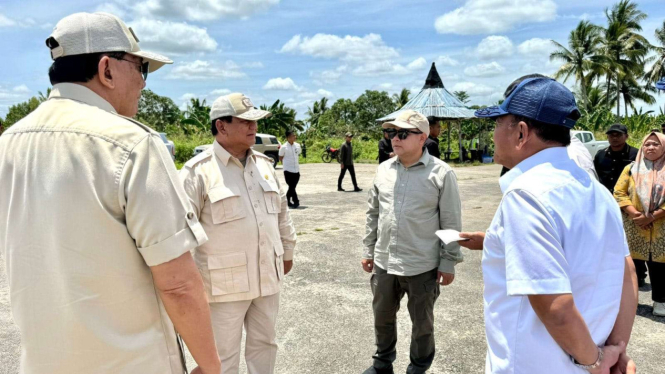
[209,293,280,374]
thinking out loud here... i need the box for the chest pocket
[259,177,281,214]
[208,185,246,224]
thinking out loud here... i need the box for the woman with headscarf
[614,131,665,316]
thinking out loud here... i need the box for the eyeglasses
[113,57,149,81]
[386,129,423,140]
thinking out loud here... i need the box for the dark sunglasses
[386,129,423,140]
[113,57,149,81]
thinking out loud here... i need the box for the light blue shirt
[482,147,629,374]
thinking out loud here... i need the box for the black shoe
[362,366,394,374]
[288,202,295,208]
[354,187,363,192]
[293,202,300,209]
[338,187,345,191]
[638,278,646,288]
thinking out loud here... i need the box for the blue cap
[656,78,665,91]
[475,77,580,128]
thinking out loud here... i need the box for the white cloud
[167,60,246,80]
[311,65,348,85]
[464,62,506,77]
[451,82,495,96]
[263,77,301,91]
[353,61,410,76]
[518,38,554,56]
[135,0,280,21]
[317,89,333,98]
[407,57,427,70]
[130,18,217,55]
[243,62,264,69]
[12,85,30,94]
[437,55,460,67]
[96,2,127,18]
[476,36,514,59]
[280,33,399,63]
[210,89,232,96]
[376,83,393,90]
[0,14,16,27]
[435,0,557,35]
[179,93,197,102]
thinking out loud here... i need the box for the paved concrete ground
[1,162,664,374]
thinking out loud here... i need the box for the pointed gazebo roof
[377,62,477,122]
[657,78,665,91]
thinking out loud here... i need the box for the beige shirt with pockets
[180,141,296,303]
[0,83,208,374]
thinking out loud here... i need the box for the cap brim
[606,130,627,134]
[128,50,173,73]
[382,120,419,130]
[474,106,510,119]
[236,108,272,121]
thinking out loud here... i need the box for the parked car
[159,132,175,161]
[571,130,609,158]
[193,133,282,167]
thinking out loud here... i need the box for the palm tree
[258,100,302,135]
[453,91,470,105]
[392,88,410,109]
[181,98,210,134]
[550,21,604,109]
[645,21,665,113]
[37,88,52,103]
[599,0,650,117]
[601,75,656,116]
[305,97,330,128]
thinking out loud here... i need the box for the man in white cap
[362,110,463,374]
[0,12,220,374]
[180,93,297,374]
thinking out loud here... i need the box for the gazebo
[377,62,478,161]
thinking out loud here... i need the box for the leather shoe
[362,366,394,374]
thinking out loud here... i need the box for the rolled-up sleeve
[438,169,463,274]
[120,134,208,266]
[363,176,380,259]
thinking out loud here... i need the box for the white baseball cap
[210,93,272,121]
[382,110,430,136]
[46,12,172,73]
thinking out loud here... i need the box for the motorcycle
[321,144,341,163]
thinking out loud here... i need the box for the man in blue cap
[457,75,637,373]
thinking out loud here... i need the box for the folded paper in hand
[435,230,470,245]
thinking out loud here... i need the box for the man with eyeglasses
[361,110,463,374]
[0,12,222,374]
[180,92,297,374]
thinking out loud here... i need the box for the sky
[0,0,664,120]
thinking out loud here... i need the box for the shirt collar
[213,140,256,167]
[396,149,431,168]
[49,83,117,114]
[499,147,568,194]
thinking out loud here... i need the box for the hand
[610,352,636,374]
[283,260,293,275]
[341,164,345,169]
[191,364,221,374]
[437,271,454,286]
[458,232,485,250]
[588,342,626,374]
[633,213,654,229]
[361,258,374,273]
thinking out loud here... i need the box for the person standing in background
[424,117,441,159]
[280,130,302,208]
[378,129,394,164]
[338,132,362,192]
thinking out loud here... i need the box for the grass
[314,228,324,232]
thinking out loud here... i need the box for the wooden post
[458,120,463,162]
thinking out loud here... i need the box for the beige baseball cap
[382,110,430,136]
[210,93,272,121]
[46,12,172,73]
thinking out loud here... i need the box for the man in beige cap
[0,12,221,374]
[362,110,463,374]
[180,93,297,374]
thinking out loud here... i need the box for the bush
[170,132,214,164]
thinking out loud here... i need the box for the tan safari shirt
[0,83,208,374]
[180,141,297,303]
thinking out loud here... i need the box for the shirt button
[249,186,253,190]
[259,222,264,227]
[187,212,194,220]
[254,203,259,208]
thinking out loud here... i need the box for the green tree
[305,97,329,128]
[550,20,604,110]
[317,98,358,137]
[392,88,411,109]
[645,21,665,113]
[601,75,656,116]
[453,90,470,105]
[136,89,182,133]
[4,97,41,128]
[599,0,650,117]
[181,98,210,135]
[353,90,396,138]
[258,100,301,135]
